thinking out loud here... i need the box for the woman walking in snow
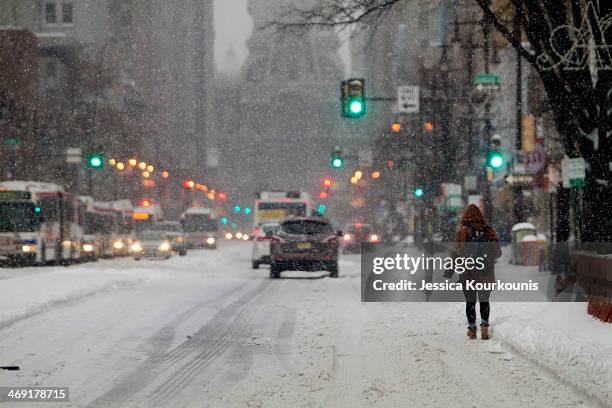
[453,204,502,340]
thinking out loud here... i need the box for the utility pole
[482,9,493,220]
[513,12,524,223]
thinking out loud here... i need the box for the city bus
[251,191,311,267]
[181,207,218,249]
[95,199,135,256]
[0,181,85,265]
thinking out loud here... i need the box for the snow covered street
[0,242,610,407]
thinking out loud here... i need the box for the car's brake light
[257,236,271,241]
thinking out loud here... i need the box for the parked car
[269,217,340,279]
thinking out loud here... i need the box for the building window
[62,2,73,24]
[45,2,57,24]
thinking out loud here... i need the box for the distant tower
[226,0,345,197]
[222,43,240,76]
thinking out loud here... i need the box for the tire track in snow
[86,279,274,407]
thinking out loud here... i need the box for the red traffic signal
[319,191,328,200]
[217,191,226,201]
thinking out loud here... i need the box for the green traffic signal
[331,157,344,168]
[317,204,326,215]
[244,207,252,215]
[349,99,364,115]
[233,205,241,213]
[341,79,366,118]
[220,217,228,225]
[487,152,504,169]
[88,154,103,169]
[414,187,424,198]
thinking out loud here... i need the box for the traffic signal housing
[331,147,344,169]
[341,78,366,118]
[487,137,504,170]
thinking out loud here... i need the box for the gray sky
[213,0,350,75]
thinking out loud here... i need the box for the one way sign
[398,86,419,113]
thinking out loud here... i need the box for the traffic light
[87,153,104,169]
[331,147,344,169]
[322,177,332,187]
[341,78,366,118]
[317,204,326,215]
[487,137,504,170]
[391,123,401,133]
[244,207,252,215]
[414,187,424,198]
[487,151,504,169]
[220,216,228,225]
[139,198,152,208]
[233,205,241,213]
[319,191,328,200]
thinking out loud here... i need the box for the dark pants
[463,289,491,327]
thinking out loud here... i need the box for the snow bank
[495,303,612,406]
[0,262,156,328]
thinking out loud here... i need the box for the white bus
[181,207,218,249]
[0,181,85,265]
[95,199,135,256]
[253,191,312,231]
[251,191,311,268]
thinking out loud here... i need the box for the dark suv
[269,217,340,279]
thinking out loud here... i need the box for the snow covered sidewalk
[494,302,612,406]
[484,250,612,405]
[0,260,158,329]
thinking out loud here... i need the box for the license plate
[296,242,311,250]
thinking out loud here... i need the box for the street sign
[521,143,548,174]
[206,147,219,168]
[505,173,534,185]
[397,86,419,113]
[3,138,20,146]
[562,157,586,188]
[473,74,501,93]
[464,175,478,191]
[66,147,82,164]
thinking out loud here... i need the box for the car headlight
[113,240,124,250]
[225,233,233,240]
[206,237,215,245]
[235,232,243,239]
[370,234,379,242]
[159,242,170,251]
[22,245,35,253]
[242,234,249,241]
[82,243,94,252]
[131,243,142,252]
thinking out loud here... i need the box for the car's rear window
[348,225,372,234]
[281,220,333,235]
